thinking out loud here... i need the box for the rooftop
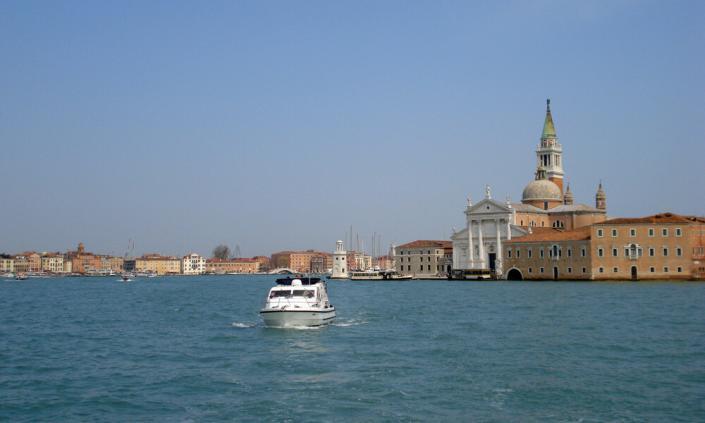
[598,213,705,225]
[507,227,591,243]
[397,240,452,249]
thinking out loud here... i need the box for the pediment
[467,198,513,216]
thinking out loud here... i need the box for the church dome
[522,179,562,202]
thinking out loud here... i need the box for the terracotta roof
[506,227,591,243]
[397,240,452,249]
[598,213,705,225]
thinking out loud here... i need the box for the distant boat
[15,273,28,281]
[120,273,134,282]
[349,270,413,281]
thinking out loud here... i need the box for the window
[648,228,655,237]
[664,267,669,273]
[517,249,521,258]
[567,267,572,273]
[567,248,572,257]
[599,267,604,273]
[650,267,655,273]
[528,249,532,258]
[676,247,682,257]
[540,267,544,273]
[612,229,618,237]
[598,248,604,257]
[676,228,682,237]
[582,267,586,273]
[612,248,618,257]
[597,229,604,237]
[677,267,682,273]
[528,267,533,273]
[613,267,618,273]
[649,247,655,257]
[662,228,668,237]
[427,265,431,271]
[419,265,423,271]
[507,249,512,258]
[581,248,586,257]
[630,228,636,237]
[663,248,669,257]
[540,249,544,258]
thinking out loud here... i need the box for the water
[2,276,704,422]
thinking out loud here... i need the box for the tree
[213,245,231,260]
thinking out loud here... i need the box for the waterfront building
[504,227,593,280]
[452,100,607,278]
[251,256,271,272]
[125,254,182,275]
[331,240,348,279]
[40,254,65,273]
[270,250,332,273]
[590,213,705,281]
[0,255,14,273]
[13,252,41,273]
[182,253,206,275]
[395,240,452,278]
[504,213,705,281]
[205,258,260,274]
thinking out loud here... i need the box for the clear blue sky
[1,0,703,257]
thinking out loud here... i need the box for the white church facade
[450,187,528,279]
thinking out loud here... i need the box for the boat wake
[331,318,367,327]
[231,322,257,329]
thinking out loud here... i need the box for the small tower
[563,184,574,205]
[595,182,607,210]
[331,240,348,279]
[535,99,564,193]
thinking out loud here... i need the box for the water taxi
[349,270,413,281]
[260,276,335,327]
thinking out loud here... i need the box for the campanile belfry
[536,99,564,193]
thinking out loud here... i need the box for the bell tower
[535,99,564,192]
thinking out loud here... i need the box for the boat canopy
[275,277,322,285]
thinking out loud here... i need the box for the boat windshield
[270,289,315,298]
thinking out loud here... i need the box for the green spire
[541,98,556,139]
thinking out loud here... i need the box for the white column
[477,219,485,268]
[496,218,502,276]
[506,218,512,241]
[467,218,474,269]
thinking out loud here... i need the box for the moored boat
[260,277,335,327]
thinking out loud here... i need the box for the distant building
[0,255,14,273]
[206,258,260,274]
[374,255,394,271]
[182,253,206,275]
[504,213,705,281]
[251,256,271,272]
[270,250,332,273]
[40,254,65,273]
[125,254,182,275]
[14,252,41,273]
[395,240,452,278]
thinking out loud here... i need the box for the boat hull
[260,308,336,327]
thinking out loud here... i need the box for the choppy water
[2,276,704,422]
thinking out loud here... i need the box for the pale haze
[1,0,703,257]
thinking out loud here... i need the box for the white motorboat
[260,277,335,327]
[120,273,134,282]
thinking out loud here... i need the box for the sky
[1,0,703,257]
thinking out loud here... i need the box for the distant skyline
[1,0,704,257]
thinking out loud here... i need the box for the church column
[467,218,474,269]
[496,218,503,276]
[506,218,512,241]
[477,219,485,268]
